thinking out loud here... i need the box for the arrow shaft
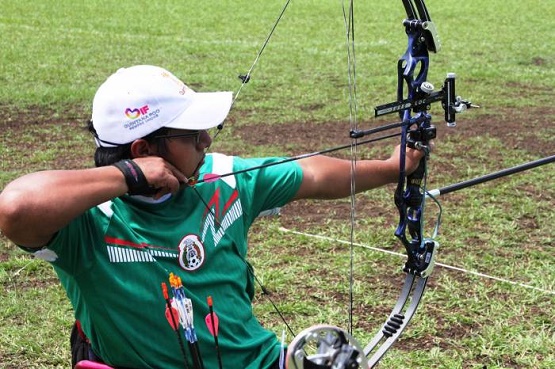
[198,132,401,184]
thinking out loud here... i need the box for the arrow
[161,282,190,369]
[169,273,205,369]
[205,296,223,369]
[197,132,401,185]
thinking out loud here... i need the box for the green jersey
[38,153,303,369]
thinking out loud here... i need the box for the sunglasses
[154,130,204,144]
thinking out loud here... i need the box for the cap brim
[165,91,233,131]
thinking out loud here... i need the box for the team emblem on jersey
[177,234,205,271]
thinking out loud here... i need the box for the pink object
[204,296,220,336]
[205,312,219,336]
[165,304,180,330]
[202,173,221,183]
[75,360,115,369]
[205,296,220,337]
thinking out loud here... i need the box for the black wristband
[113,160,155,196]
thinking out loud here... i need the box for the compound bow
[284,1,475,368]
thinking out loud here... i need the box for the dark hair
[86,119,169,167]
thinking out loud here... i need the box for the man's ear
[130,139,153,158]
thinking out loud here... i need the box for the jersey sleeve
[34,206,108,275]
[230,156,303,225]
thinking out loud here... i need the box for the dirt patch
[232,105,554,229]
[2,104,552,159]
[2,104,552,228]
[234,106,554,157]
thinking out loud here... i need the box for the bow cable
[212,0,293,143]
[342,0,359,336]
[234,0,293,104]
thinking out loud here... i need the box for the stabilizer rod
[427,154,555,197]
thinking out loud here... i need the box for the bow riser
[366,1,444,366]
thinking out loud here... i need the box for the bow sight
[351,4,477,141]
[373,72,476,127]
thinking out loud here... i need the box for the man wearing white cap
[0,65,425,369]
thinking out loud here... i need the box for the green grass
[1,1,553,116]
[1,0,554,368]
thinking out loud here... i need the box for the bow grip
[405,159,425,207]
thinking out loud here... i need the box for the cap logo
[125,105,149,120]
[122,105,161,130]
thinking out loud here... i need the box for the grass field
[1,0,554,368]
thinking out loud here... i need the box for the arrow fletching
[205,310,219,336]
[165,305,180,331]
[205,296,220,336]
[202,173,221,183]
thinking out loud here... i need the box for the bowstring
[342,0,358,336]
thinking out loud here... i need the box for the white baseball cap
[91,65,233,147]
